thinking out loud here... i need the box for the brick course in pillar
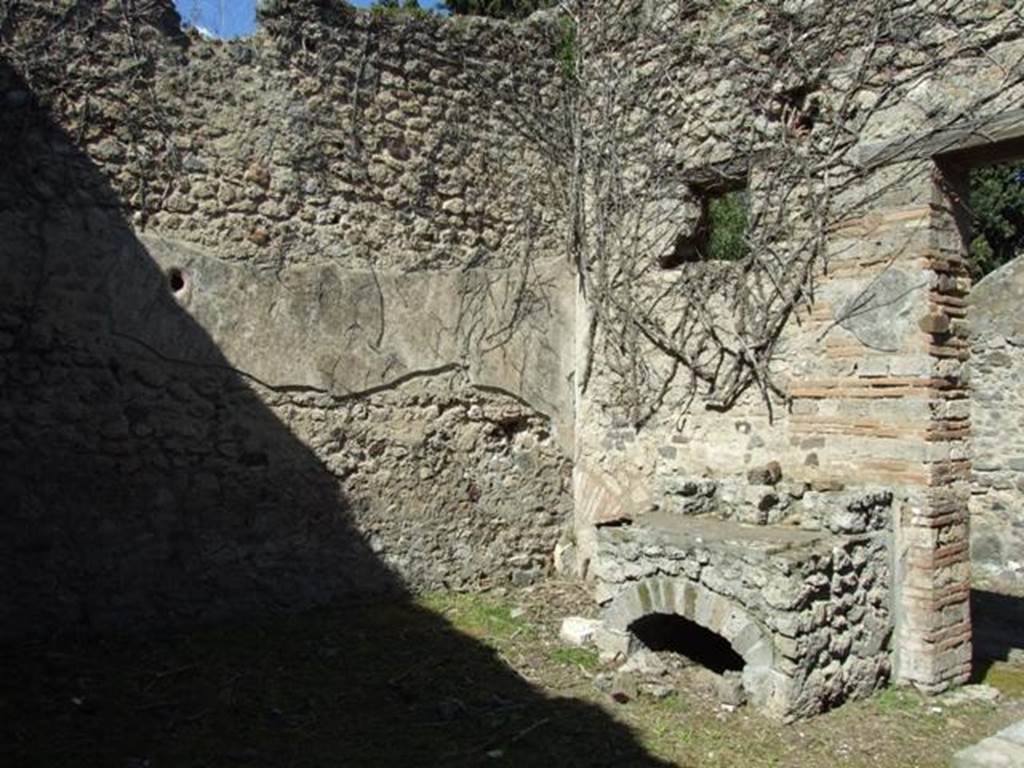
[891,168,973,692]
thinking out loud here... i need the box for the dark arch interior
[628,613,745,674]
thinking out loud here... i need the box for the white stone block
[559,616,602,647]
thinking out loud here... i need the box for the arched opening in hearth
[628,612,744,674]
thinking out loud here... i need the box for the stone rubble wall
[592,520,892,720]
[969,256,1024,589]
[3,0,1023,711]
[572,1,1024,694]
[0,0,573,642]
[574,0,1022,532]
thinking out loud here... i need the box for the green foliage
[968,163,1024,279]
[371,0,429,16]
[443,0,554,19]
[706,189,749,262]
[872,687,920,714]
[548,646,599,670]
[419,592,534,642]
[556,14,576,79]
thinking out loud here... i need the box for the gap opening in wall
[628,613,744,674]
[964,160,1024,280]
[660,184,750,268]
[958,153,1024,594]
[943,145,1024,671]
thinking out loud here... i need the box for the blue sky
[173,0,447,39]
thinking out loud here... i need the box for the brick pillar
[892,162,972,692]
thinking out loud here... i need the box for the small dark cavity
[494,415,531,440]
[168,267,186,294]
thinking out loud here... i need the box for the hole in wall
[774,85,818,138]
[659,231,701,269]
[168,267,186,294]
[660,186,749,268]
[628,613,744,674]
[493,415,531,440]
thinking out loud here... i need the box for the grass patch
[419,591,533,642]
[871,686,921,714]
[548,646,599,671]
[7,583,1024,768]
[978,661,1024,698]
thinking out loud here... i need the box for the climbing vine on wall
[563,0,1024,428]
[0,0,186,224]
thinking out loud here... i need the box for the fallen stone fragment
[716,671,747,707]
[952,718,1024,768]
[747,461,782,486]
[559,616,601,647]
[642,682,675,699]
[594,626,638,662]
[619,648,668,678]
[943,683,1001,706]
[610,671,639,703]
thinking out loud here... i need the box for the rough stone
[943,684,1001,707]
[594,626,639,662]
[610,671,640,703]
[1,0,1016,724]
[559,616,602,647]
[0,1,573,643]
[970,258,1024,591]
[619,648,669,678]
[747,462,783,486]
[716,671,748,707]
[953,721,1024,768]
[593,513,891,720]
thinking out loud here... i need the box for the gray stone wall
[573,0,1023,532]
[0,0,572,642]
[570,1,1024,697]
[4,0,1024,713]
[593,514,891,720]
[969,256,1024,589]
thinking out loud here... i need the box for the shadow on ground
[3,598,675,767]
[971,589,1024,694]
[0,60,670,768]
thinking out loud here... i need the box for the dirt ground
[3,580,1022,768]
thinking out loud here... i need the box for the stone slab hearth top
[601,511,842,558]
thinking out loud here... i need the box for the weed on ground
[3,581,1022,767]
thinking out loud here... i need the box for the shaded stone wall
[4,0,1024,711]
[969,256,1024,589]
[0,0,573,642]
